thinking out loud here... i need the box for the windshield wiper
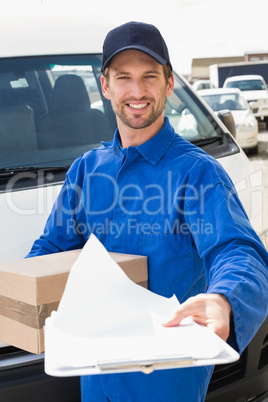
[191,135,223,146]
[0,166,68,178]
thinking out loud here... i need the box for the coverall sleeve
[185,178,268,353]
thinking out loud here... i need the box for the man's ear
[166,74,175,97]
[101,75,111,100]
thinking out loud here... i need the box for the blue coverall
[27,118,268,401]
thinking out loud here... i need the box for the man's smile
[127,102,149,110]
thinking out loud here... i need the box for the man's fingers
[162,309,184,327]
[162,298,199,327]
[161,293,231,341]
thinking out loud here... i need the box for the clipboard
[44,235,240,377]
[97,356,194,374]
[44,302,239,377]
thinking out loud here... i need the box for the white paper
[44,234,239,377]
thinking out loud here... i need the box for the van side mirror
[217,110,237,138]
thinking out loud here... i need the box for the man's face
[101,50,174,132]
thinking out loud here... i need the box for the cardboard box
[0,250,147,354]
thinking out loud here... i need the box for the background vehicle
[223,75,268,126]
[209,60,268,88]
[0,14,267,402]
[192,79,215,91]
[199,88,259,154]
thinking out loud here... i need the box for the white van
[0,14,267,402]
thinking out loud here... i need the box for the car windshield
[226,79,266,91]
[0,55,230,172]
[201,93,248,111]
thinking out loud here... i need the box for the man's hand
[162,293,232,341]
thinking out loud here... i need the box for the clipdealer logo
[66,217,214,238]
[5,171,212,217]
[3,169,266,240]
[4,170,61,216]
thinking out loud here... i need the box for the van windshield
[0,55,232,172]
[0,55,116,170]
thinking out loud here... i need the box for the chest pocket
[139,232,196,300]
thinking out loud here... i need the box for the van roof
[0,15,113,58]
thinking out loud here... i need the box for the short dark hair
[163,64,173,84]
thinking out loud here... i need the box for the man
[27,22,268,401]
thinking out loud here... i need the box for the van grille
[208,352,246,391]
[259,334,268,370]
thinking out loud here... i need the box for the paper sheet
[44,234,239,376]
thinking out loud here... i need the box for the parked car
[192,79,215,91]
[0,13,267,402]
[223,74,268,126]
[199,88,259,154]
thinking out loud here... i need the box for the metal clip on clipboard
[97,355,194,374]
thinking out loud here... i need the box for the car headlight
[259,97,268,105]
[237,116,256,132]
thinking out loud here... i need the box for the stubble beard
[111,91,167,130]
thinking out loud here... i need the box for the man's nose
[129,79,146,98]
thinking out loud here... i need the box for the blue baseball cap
[101,21,172,72]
